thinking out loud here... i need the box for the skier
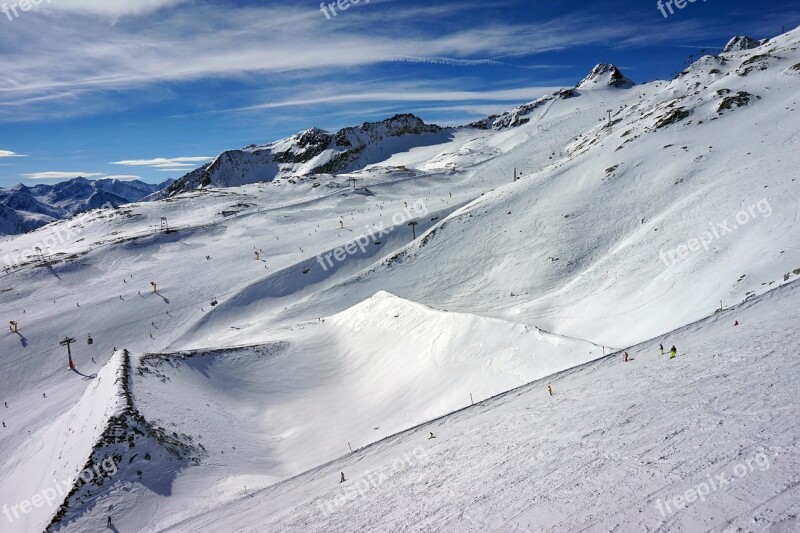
[623,352,629,363]
[734,320,739,326]
[429,431,436,439]
[548,385,553,396]
[340,472,346,483]
[107,516,112,527]
[670,345,677,360]
[659,343,664,355]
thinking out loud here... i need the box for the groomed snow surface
[1,27,800,532]
[167,281,800,532]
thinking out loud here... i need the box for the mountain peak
[576,64,635,90]
[722,35,764,53]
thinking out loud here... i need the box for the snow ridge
[46,351,205,532]
[159,114,449,198]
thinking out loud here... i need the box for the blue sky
[0,0,798,187]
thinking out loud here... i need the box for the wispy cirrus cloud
[45,0,188,17]
[111,157,214,170]
[23,171,104,180]
[1,0,796,127]
[232,86,562,113]
[0,3,732,121]
[0,150,26,158]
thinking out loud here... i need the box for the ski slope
[0,27,799,532]
[159,278,800,532]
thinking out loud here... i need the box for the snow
[0,351,124,531]
[0,25,799,533]
[0,178,168,236]
[160,279,800,532]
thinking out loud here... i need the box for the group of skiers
[658,343,678,359]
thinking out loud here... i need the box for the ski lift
[87,334,94,345]
[210,298,218,307]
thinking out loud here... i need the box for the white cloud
[24,171,104,179]
[234,86,562,112]
[0,5,659,120]
[0,150,26,158]
[111,157,213,168]
[45,0,187,17]
[0,2,758,121]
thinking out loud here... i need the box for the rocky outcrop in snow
[468,89,577,130]
[469,64,634,131]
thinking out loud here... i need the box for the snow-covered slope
[276,29,800,348]
[161,278,800,532]
[0,27,799,533]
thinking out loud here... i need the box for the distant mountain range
[0,177,172,235]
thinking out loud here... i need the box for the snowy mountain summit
[469,63,634,130]
[576,63,636,89]
[159,114,449,198]
[722,35,768,53]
